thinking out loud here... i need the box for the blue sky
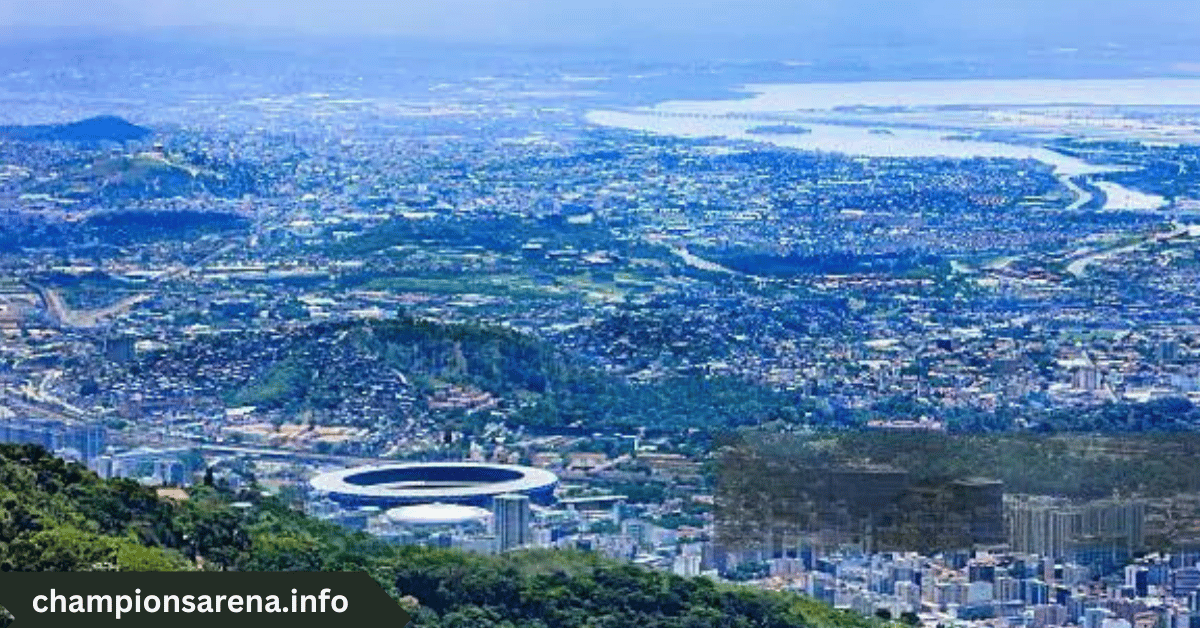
[2,0,1199,52]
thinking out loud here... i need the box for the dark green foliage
[732,430,1200,500]
[390,548,877,628]
[221,313,578,411]
[332,213,641,260]
[508,367,793,433]
[213,314,812,435]
[724,561,771,582]
[0,444,192,572]
[18,149,265,206]
[607,481,667,504]
[714,250,949,278]
[1038,397,1200,433]
[82,210,249,241]
[0,444,881,628]
[334,215,530,256]
[948,397,1200,433]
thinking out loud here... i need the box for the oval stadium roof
[310,461,558,506]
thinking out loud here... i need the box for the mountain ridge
[0,115,152,143]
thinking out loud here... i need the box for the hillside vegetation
[0,443,882,628]
[137,314,820,435]
[729,430,1200,500]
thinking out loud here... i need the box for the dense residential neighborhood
[4,28,1200,628]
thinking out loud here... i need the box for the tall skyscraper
[1007,496,1145,572]
[0,418,107,463]
[493,493,532,552]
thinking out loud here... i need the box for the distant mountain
[0,115,152,143]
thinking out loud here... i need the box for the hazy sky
[3,0,1199,52]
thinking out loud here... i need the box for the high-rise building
[1126,565,1150,597]
[1032,604,1070,628]
[1007,496,1145,572]
[493,493,532,552]
[0,418,106,462]
[673,553,702,577]
[1157,339,1181,364]
[1073,368,1102,392]
[1174,567,1200,597]
[1083,607,1112,628]
[104,335,136,364]
[715,442,1003,556]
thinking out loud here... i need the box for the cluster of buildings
[701,448,1200,628]
[307,462,555,555]
[0,415,106,463]
[2,102,1199,466]
[290,447,1200,628]
[766,546,1200,628]
[6,42,1200,628]
[0,415,200,487]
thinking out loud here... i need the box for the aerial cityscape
[4,2,1200,627]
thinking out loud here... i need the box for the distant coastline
[746,124,811,136]
[584,77,1200,212]
[655,78,1200,114]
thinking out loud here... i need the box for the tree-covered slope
[0,443,881,628]
[134,314,820,435]
[0,444,193,572]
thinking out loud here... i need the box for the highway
[25,241,239,330]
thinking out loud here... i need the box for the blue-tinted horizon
[3,0,1200,56]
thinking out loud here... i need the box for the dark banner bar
[0,572,410,628]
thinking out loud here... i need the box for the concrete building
[0,417,106,463]
[1008,496,1146,573]
[1084,607,1113,628]
[493,493,532,552]
[673,553,702,577]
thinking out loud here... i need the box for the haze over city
[3,0,1200,56]
[4,3,1200,628]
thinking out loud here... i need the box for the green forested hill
[0,443,879,628]
[135,313,823,435]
